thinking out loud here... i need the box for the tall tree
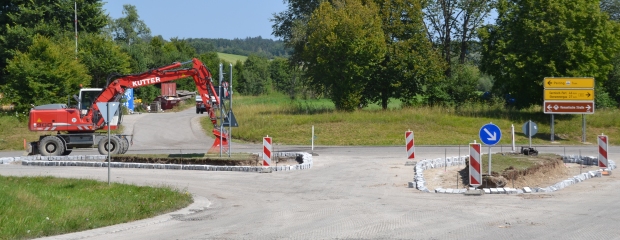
[1,35,91,111]
[78,33,131,88]
[272,0,327,66]
[303,0,386,111]
[479,0,620,108]
[237,55,272,95]
[108,4,151,46]
[424,0,493,76]
[369,0,445,109]
[0,0,107,85]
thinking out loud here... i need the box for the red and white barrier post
[598,134,608,169]
[469,142,482,187]
[263,136,272,167]
[405,130,415,159]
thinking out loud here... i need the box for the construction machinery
[27,58,229,156]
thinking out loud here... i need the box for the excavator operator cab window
[78,89,101,115]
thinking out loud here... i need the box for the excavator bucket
[208,128,230,154]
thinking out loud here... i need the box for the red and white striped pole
[405,130,415,159]
[598,134,608,169]
[263,136,272,167]
[469,142,482,187]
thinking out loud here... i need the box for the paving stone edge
[410,155,616,194]
[0,152,313,173]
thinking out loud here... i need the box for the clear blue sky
[102,0,288,40]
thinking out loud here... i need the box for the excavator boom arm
[90,58,220,127]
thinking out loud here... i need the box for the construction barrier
[263,136,272,166]
[598,134,608,169]
[405,131,415,159]
[469,143,482,187]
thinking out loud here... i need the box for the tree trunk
[459,13,471,64]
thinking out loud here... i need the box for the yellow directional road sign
[544,89,594,101]
[543,77,594,89]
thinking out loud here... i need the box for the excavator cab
[78,88,101,115]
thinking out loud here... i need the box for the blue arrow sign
[479,123,502,145]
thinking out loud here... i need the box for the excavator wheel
[38,136,65,156]
[119,136,130,154]
[61,149,73,156]
[98,136,121,155]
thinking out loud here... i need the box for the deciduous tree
[303,0,386,111]
[479,0,620,108]
[2,36,91,111]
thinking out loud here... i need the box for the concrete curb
[410,155,616,194]
[1,152,313,173]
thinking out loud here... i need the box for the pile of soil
[112,154,303,166]
[423,154,601,189]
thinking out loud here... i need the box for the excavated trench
[112,154,303,166]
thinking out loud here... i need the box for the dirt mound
[112,155,302,166]
[425,154,600,189]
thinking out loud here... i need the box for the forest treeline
[186,37,291,59]
[1,0,620,113]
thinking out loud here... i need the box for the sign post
[96,102,119,185]
[479,123,502,175]
[522,120,538,148]
[544,77,594,142]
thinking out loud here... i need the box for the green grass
[480,153,558,173]
[0,113,41,151]
[200,93,620,146]
[217,52,247,63]
[0,175,192,239]
[3,93,619,151]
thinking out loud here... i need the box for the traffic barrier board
[263,136,272,166]
[544,101,594,114]
[469,143,482,187]
[544,89,594,101]
[544,77,594,89]
[598,135,608,169]
[405,131,415,159]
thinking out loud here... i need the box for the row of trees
[0,0,309,112]
[0,1,239,111]
[1,0,620,112]
[272,0,620,110]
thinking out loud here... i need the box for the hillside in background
[217,53,248,64]
[187,36,291,59]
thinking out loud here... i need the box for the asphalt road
[1,108,618,239]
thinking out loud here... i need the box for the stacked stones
[411,155,616,194]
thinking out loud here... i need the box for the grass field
[2,93,619,151]
[201,93,620,146]
[0,175,192,239]
[217,52,247,63]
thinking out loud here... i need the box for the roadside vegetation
[200,93,620,146]
[0,175,192,240]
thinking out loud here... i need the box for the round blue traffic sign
[479,123,502,145]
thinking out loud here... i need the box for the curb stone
[12,152,312,173]
[412,155,616,195]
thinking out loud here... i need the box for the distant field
[217,52,247,63]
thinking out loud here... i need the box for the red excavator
[27,58,230,156]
